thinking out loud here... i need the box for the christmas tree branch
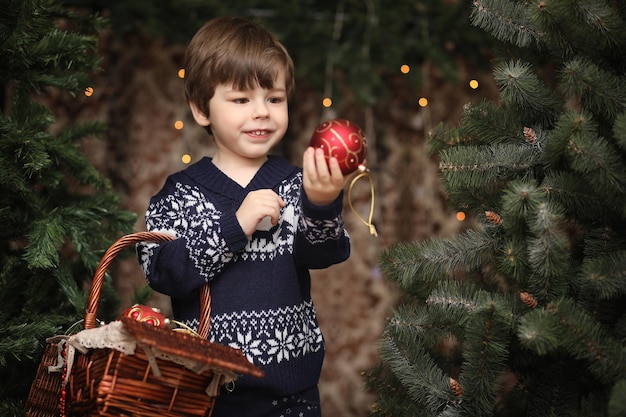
[470,0,539,47]
[380,228,499,296]
[460,300,513,415]
[519,297,626,382]
[378,333,458,415]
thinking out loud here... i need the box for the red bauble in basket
[309,119,367,175]
[121,304,168,327]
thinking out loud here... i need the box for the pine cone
[520,292,538,308]
[450,377,463,397]
[523,127,537,143]
[485,211,502,225]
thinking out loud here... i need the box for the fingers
[303,147,343,184]
[326,155,344,180]
[302,147,345,206]
[302,146,317,180]
[236,189,285,236]
[313,148,331,181]
[251,190,285,219]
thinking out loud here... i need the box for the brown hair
[184,16,295,117]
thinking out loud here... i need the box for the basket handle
[84,232,212,339]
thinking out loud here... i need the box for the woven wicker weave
[25,231,262,417]
[24,341,65,417]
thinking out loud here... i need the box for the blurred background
[2,0,500,415]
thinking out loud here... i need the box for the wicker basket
[25,231,263,417]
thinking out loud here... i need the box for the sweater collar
[184,155,298,198]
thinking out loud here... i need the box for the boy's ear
[189,101,210,126]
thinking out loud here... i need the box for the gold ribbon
[347,167,378,236]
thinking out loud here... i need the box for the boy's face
[193,70,289,166]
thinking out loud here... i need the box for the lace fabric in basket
[69,320,136,354]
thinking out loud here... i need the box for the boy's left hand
[302,146,348,206]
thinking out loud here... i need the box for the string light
[400,64,410,74]
[322,97,333,108]
[418,97,428,107]
[174,69,190,166]
[469,79,479,89]
[456,211,466,221]
[84,87,94,97]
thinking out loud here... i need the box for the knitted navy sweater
[137,155,350,396]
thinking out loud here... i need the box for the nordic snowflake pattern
[140,182,236,281]
[184,299,323,366]
[140,174,343,282]
[269,391,319,417]
[298,215,345,245]
[241,175,300,262]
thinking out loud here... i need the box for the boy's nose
[252,100,270,119]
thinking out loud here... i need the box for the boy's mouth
[249,130,270,136]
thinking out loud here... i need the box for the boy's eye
[234,98,249,104]
[269,96,285,104]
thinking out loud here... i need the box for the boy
[137,16,350,416]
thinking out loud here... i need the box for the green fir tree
[0,0,135,413]
[366,1,626,416]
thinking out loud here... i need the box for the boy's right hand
[236,189,285,237]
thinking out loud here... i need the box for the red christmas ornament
[120,304,168,327]
[309,119,367,175]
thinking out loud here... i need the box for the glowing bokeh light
[84,87,94,97]
[174,120,184,130]
[456,211,466,221]
[418,97,429,107]
[181,154,192,164]
[469,79,479,89]
[400,64,410,74]
[322,97,333,108]
[178,68,185,79]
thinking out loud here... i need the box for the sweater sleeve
[294,189,351,269]
[137,178,247,297]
